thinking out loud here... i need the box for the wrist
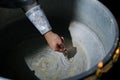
[44,31,53,38]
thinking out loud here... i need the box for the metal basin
[0,0,119,80]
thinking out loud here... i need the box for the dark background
[0,0,120,80]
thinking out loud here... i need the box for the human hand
[44,31,66,53]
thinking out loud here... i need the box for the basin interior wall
[0,0,119,80]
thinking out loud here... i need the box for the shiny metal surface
[0,0,119,80]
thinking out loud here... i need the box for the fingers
[60,36,64,43]
[44,31,66,53]
[57,44,65,52]
[56,37,66,53]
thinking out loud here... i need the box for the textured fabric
[25,5,52,35]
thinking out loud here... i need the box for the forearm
[0,0,52,35]
[23,2,66,52]
[23,3,52,35]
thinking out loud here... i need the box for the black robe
[0,0,36,8]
